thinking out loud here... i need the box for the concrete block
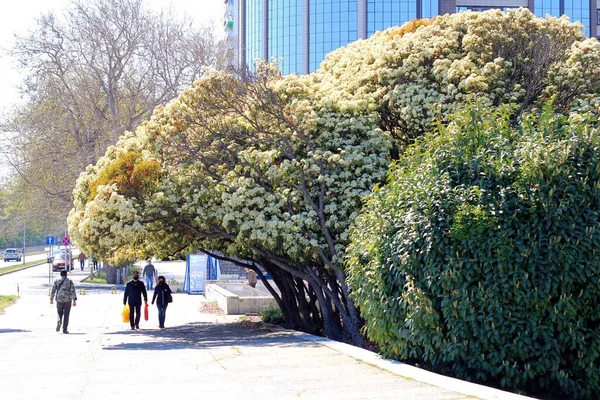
[205,283,277,315]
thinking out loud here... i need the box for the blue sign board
[184,254,207,294]
[45,236,55,245]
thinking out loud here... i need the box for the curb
[286,330,538,400]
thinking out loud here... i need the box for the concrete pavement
[0,264,537,400]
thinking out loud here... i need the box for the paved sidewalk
[0,269,536,400]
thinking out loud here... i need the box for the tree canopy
[69,63,392,343]
[69,8,600,359]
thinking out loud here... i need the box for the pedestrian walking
[78,252,86,271]
[123,270,147,330]
[151,275,172,329]
[92,256,98,270]
[142,260,156,290]
[246,268,258,288]
[50,270,77,334]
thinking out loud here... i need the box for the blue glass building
[226,0,598,75]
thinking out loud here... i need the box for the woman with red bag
[151,275,172,329]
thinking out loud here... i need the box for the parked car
[4,248,22,262]
[52,252,74,272]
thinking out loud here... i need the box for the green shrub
[260,306,285,324]
[346,103,600,399]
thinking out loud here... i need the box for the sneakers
[56,321,62,332]
[135,325,139,329]
[131,326,135,330]
[63,331,69,334]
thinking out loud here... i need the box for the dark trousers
[157,303,168,327]
[129,302,141,328]
[56,301,72,332]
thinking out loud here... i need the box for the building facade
[225,0,598,75]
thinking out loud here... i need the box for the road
[0,251,47,269]
[0,258,189,297]
[0,258,538,400]
[0,258,58,296]
[0,264,487,400]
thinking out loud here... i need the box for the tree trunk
[106,264,123,284]
[266,264,306,330]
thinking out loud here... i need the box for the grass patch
[0,295,17,314]
[80,268,139,284]
[81,268,108,283]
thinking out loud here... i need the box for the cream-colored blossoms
[69,7,599,282]
[67,9,600,346]
[318,9,594,140]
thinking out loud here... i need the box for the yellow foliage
[386,18,434,40]
[87,151,160,202]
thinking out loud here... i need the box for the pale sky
[0,0,225,179]
[0,0,225,111]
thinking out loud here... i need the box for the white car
[4,248,22,262]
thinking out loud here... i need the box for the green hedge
[346,104,600,399]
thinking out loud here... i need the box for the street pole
[48,244,52,285]
[22,220,26,265]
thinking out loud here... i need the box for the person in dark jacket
[151,275,172,329]
[123,270,147,330]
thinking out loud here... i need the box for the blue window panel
[534,0,560,17]
[564,0,590,34]
[422,0,439,18]
[534,0,589,36]
[246,0,264,71]
[308,0,359,72]
[367,0,425,36]
[267,0,302,74]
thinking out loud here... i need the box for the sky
[0,0,225,110]
[0,0,225,178]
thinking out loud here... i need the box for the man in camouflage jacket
[50,270,77,334]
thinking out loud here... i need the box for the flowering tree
[317,9,600,148]
[70,9,600,348]
[69,64,392,343]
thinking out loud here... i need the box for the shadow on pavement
[102,321,320,351]
[0,328,31,333]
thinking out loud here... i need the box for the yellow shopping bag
[122,304,130,323]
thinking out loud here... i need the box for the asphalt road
[0,252,47,268]
[0,260,537,400]
[0,255,57,295]
[0,265,481,400]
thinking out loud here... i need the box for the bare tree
[1,0,228,228]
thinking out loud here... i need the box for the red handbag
[144,303,149,321]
